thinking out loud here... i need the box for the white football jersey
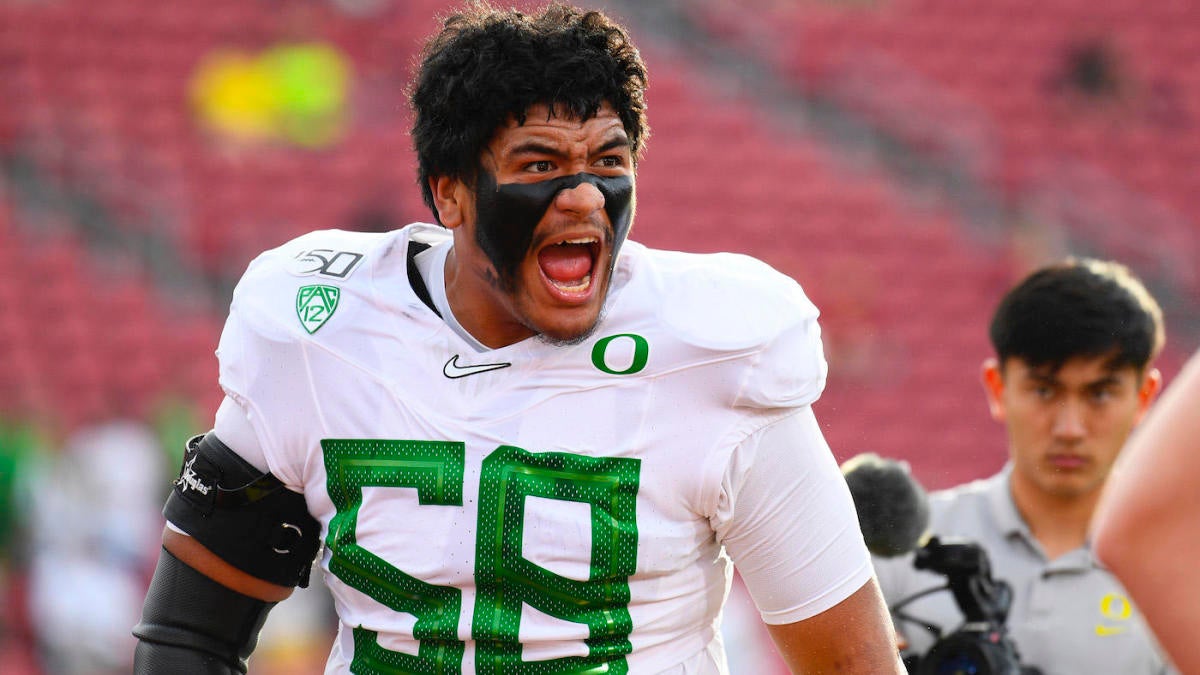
[215,223,869,674]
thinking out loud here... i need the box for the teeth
[549,273,591,292]
[557,237,598,245]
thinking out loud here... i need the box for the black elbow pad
[165,433,320,588]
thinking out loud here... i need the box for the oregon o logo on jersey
[591,333,649,375]
[297,284,340,334]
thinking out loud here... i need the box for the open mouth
[536,237,601,299]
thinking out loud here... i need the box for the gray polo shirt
[873,466,1175,675]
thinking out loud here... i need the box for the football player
[133,4,903,673]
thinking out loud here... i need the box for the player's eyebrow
[594,134,631,155]
[507,132,630,159]
[508,141,565,158]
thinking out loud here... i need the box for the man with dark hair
[132,4,903,673]
[875,258,1176,674]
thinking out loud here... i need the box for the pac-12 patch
[296,285,340,334]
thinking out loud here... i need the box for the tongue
[538,244,593,283]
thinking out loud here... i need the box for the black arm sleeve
[133,548,277,674]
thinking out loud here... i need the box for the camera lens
[928,650,985,675]
[919,630,1023,675]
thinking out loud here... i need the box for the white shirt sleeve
[713,406,873,625]
[211,395,270,473]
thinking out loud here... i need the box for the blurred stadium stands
[0,0,1196,672]
[635,0,1199,475]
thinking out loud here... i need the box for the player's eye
[596,155,623,168]
[526,160,554,173]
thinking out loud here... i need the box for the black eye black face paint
[473,171,634,288]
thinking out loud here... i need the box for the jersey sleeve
[214,233,355,489]
[215,258,308,488]
[712,407,873,624]
[211,396,270,473]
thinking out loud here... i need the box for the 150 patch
[290,248,364,279]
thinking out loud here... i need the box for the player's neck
[1009,475,1100,560]
[443,244,535,349]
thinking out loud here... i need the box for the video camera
[899,536,1042,675]
[838,453,1042,675]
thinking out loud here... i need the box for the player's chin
[520,262,610,343]
[528,300,606,346]
[522,284,609,345]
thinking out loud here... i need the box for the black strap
[164,433,319,588]
[174,435,287,512]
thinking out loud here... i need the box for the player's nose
[553,180,605,216]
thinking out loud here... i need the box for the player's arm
[716,408,904,674]
[767,577,903,673]
[133,432,320,674]
[1094,352,1200,674]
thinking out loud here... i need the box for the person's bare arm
[766,577,905,674]
[1093,352,1200,674]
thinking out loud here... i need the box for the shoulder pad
[644,250,827,408]
[653,251,817,350]
[219,227,407,357]
[254,228,397,281]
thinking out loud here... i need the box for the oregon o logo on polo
[297,284,340,334]
[1100,593,1132,621]
[591,333,649,375]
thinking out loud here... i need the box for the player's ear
[430,175,469,229]
[981,358,1007,422]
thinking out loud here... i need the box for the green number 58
[323,439,641,674]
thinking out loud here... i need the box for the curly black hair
[989,257,1165,374]
[409,2,650,223]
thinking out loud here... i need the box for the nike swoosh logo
[1095,624,1128,637]
[443,354,512,379]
